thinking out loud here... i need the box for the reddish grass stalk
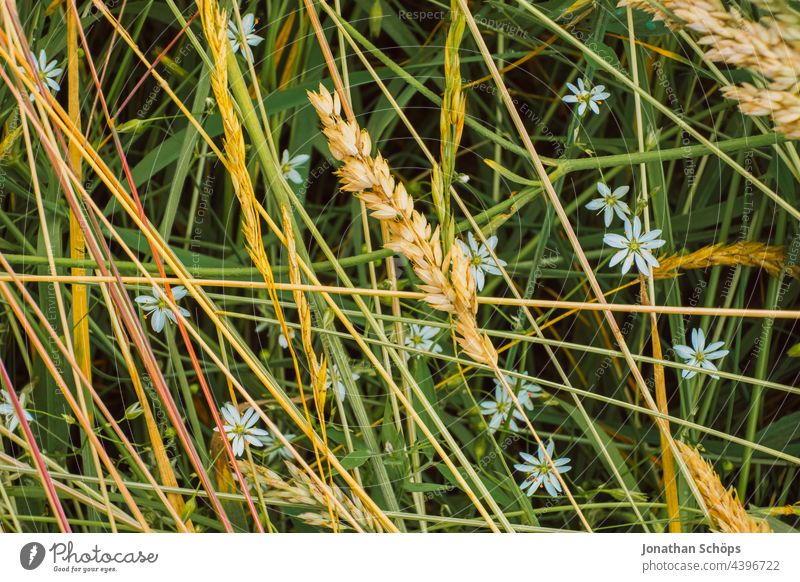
[0,55,223,533]
[0,359,71,533]
[69,0,264,531]
[114,11,200,116]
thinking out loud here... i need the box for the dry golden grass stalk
[280,204,338,530]
[654,241,800,279]
[199,0,334,514]
[676,442,772,533]
[307,84,497,366]
[281,204,328,401]
[239,461,384,532]
[639,282,681,532]
[619,0,800,137]
[198,0,313,409]
[197,1,268,277]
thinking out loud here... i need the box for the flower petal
[621,253,635,275]
[603,234,629,249]
[150,309,166,333]
[608,249,628,268]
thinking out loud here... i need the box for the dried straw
[198,0,334,521]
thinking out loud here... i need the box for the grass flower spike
[4,0,797,540]
[515,441,572,497]
[618,0,800,137]
[227,13,263,59]
[308,83,498,366]
[562,77,610,116]
[214,403,269,457]
[0,389,33,433]
[603,217,665,276]
[676,442,771,533]
[586,182,631,227]
[134,285,190,333]
[673,328,729,379]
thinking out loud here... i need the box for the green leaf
[403,481,452,494]
[339,449,372,471]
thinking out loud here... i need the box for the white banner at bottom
[0,533,797,581]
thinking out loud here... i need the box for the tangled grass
[0,0,798,534]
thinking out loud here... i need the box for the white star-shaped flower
[261,431,297,462]
[280,149,310,184]
[561,77,610,116]
[504,374,542,408]
[673,328,729,380]
[456,232,507,292]
[23,49,62,101]
[134,285,190,333]
[214,403,269,457]
[0,389,34,433]
[227,13,264,59]
[586,182,631,227]
[278,328,295,349]
[404,324,442,354]
[479,375,541,433]
[514,440,572,497]
[326,367,360,402]
[603,216,665,276]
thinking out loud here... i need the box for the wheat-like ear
[198,0,337,516]
[307,85,595,525]
[676,441,772,533]
[197,0,311,396]
[307,84,497,366]
[655,241,800,279]
[618,0,800,137]
[281,204,328,399]
[239,461,384,532]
